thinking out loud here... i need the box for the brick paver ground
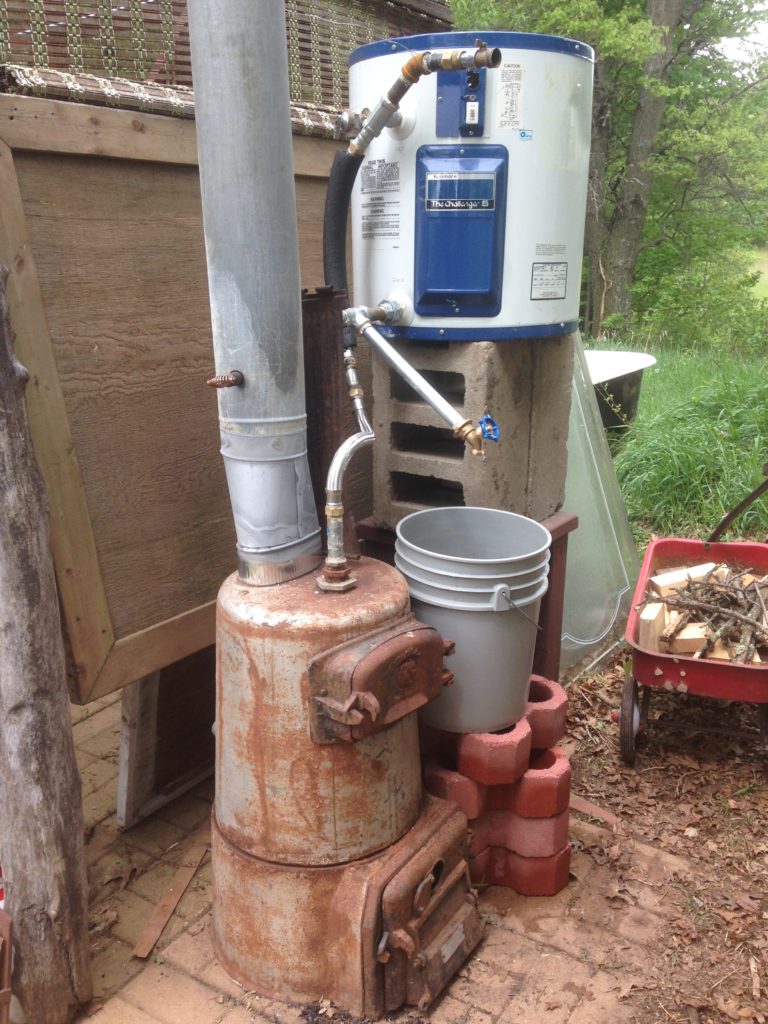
[69,695,689,1023]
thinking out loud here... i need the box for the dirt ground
[560,655,768,1024]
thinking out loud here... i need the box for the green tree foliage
[451,0,768,345]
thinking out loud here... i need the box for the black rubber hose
[323,149,364,294]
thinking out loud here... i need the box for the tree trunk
[588,0,686,336]
[583,60,611,338]
[0,266,92,1023]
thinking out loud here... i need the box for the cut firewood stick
[132,820,211,959]
[649,563,717,597]
[660,609,692,643]
[709,641,734,661]
[638,601,666,650]
[753,581,768,627]
[668,623,710,655]
[662,595,768,640]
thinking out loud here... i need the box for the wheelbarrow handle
[707,462,768,543]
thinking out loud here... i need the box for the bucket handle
[491,584,543,630]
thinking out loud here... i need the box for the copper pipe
[348,43,500,157]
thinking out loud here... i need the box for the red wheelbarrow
[622,536,768,763]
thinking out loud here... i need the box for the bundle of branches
[644,565,768,664]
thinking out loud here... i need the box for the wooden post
[0,266,92,1021]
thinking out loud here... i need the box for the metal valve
[479,414,500,443]
[333,109,364,140]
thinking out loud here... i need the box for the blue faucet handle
[479,414,500,443]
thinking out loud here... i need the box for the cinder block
[423,761,487,821]
[504,807,569,858]
[490,747,571,819]
[456,718,532,786]
[468,806,569,859]
[371,336,574,529]
[476,845,572,896]
[508,844,572,896]
[524,676,568,749]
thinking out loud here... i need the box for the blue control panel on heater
[414,145,508,318]
[435,68,487,137]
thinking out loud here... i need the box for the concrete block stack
[370,336,573,529]
[422,675,571,896]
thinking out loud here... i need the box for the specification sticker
[498,64,524,129]
[360,158,400,243]
[531,261,568,300]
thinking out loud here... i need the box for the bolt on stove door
[379,806,484,1012]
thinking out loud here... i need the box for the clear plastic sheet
[560,335,639,670]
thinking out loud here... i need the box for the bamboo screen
[0,1,451,120]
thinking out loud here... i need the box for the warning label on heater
[498,64,524,129]
[535,242,567,258]
[360,158,400,243]
[531,261,568,300]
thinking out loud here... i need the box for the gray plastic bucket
[395,507,551,734]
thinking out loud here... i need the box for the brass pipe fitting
[401,51,429,83]
[349,43,501,157]
[454,419,485,457]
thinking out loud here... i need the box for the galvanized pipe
[318,309,486,588]
[343,305,485,455]
[188,0,321,585]
[318,351,374,587]
[342,348,372,436]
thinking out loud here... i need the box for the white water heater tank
[349,31,594,341]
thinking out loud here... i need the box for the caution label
[498,64,524,130]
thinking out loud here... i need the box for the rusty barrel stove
[186,2,485,1009]
[212,557,484,1015]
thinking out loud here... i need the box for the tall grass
[611,351,768,542]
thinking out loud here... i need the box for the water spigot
[454,420,485,457]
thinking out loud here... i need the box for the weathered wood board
[0,94,336,703]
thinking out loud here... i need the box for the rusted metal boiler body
[212,558,483,1015]
[215,560,421,864]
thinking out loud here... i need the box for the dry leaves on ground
[567,653,768,1024]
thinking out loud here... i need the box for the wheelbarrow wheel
[620,674,641,765]
[640,684,651,729]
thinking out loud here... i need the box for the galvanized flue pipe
[188,0,321,585]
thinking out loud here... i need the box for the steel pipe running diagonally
[187,0,322,586]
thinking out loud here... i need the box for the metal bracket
[313,690,381,726]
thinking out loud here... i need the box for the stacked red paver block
[422,675,571,896]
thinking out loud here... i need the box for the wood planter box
[0,94,336,703]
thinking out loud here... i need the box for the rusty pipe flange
[317,560,357,593]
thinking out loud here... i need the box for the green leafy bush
[630,249,768,355]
